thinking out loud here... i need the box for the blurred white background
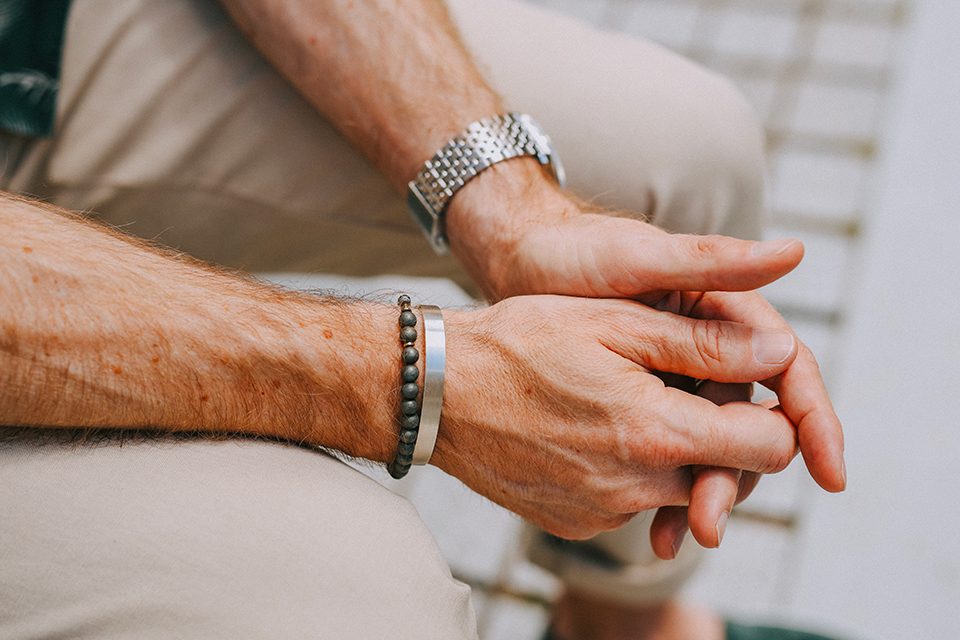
[270,0,960,637]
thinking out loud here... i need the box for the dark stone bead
[401,365,419,383]
[401,400,419,415]
[402,414,420,430]
[402,346,419,364]
[399,310,417,327]
[400,428,419,444]
[387,461,409,479]
[398,442,415,456]
[397,294,411,305]
[401,382,419,400]
[396,453,413,466]
[400,326,417,343]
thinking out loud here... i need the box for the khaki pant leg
[0,0,766,607]
[0,434,477,639]
[3,0,474,285]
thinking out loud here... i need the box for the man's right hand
[433,294,800,540]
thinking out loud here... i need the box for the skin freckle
[151,355,161,364]
[31,275,39,283]
[308,35,317,45]
[22,246,32,253]
[323,328,333,339]
[200,394,209,402]
[112,365,122,375]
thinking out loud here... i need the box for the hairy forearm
[219,0,503,190]
[0,193,400,462]
[217,0,567,296]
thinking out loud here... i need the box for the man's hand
[434,295,800,540]
[446,163,846,549]
[446,160,803,303]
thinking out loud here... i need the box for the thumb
[619,232,804,293]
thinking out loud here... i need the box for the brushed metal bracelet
[412,305,444,466]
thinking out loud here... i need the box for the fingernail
[752,329,795,364]
[750,239,798,257]
[670,528,687,559]
[841,458,847,488]
[716,511,729,547]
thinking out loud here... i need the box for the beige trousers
[0,0,765,636]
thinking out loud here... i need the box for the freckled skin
[0,193,400,463]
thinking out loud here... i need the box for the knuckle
[695,236,716,257]
[762,442,796,474]
[622,419,688,469]
[691,319,727,367]
[687,234,733,260]
[688,235,717,258]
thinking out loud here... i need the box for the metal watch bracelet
[407,112,566,255]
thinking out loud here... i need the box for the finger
[656,387,798,473]
[687,382,750,547]
[650,506,689,560]
[736,471,762,504]
[604,229,804,293]
[687,466,740,548]
[693,292,846,492]
[605,306,798,383]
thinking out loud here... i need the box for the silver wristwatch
[407,113,566,254]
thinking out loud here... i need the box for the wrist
[266,298,405,464]
[444,157,575,299]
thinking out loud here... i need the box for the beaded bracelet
[387,296,445,479]
[387,295,421,479]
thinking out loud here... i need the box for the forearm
[218,0,570,297]
[219,0,503,190]
[0,193,399,462]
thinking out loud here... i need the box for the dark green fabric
[725,620,843,640]
[0,0,72,137]
[543,621,845,640]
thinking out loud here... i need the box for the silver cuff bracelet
[412,305,445,466]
